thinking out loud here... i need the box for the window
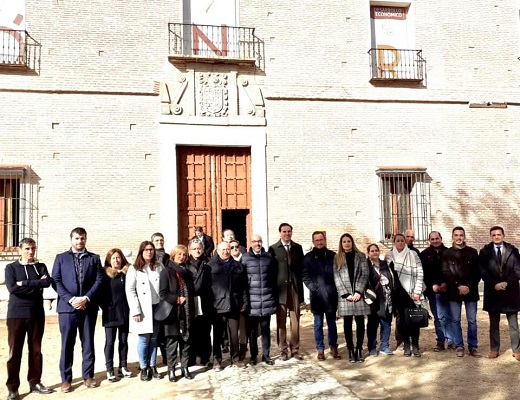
[368,2,426,83]
[0,165,38,253]
[376,167,431,246]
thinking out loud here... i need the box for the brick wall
[1,0,520,266]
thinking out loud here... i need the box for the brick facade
[1,0,520,276]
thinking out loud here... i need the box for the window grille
[0,166,38,254]
[376,168,431,247]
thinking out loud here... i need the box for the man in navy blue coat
[302,231,339,361]
[52,227,104,393]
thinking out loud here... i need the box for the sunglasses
[230,245,239,249]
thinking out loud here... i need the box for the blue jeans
[367,314,392,351]
[427,292,451,344]
[449,300,478,349]
[137,308,161,368]
[313,312,338,351]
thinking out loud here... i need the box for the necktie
[285,244,291,265]
[496,246,502,266]
[74,253,83,293]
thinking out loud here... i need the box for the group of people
[4,224,520,400]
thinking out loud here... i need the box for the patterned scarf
[176,268,191,342]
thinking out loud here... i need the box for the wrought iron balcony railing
[0,29,41,73]
[168,23,263,68]
[368,48,425,83]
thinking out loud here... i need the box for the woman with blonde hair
[101,248,132,381]
[385,233,425,357]
[125,241,164,381]
[333,233,370,362]
[159,245,195,382]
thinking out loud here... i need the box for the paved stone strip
[171,358,360,400]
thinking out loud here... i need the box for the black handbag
[154,300,174,321]
[405,306,429,328]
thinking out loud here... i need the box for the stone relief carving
[160,70,265,121]
[198,73,229,117]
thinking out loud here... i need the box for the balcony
[0,29,41,74]
[368,48,426,84]
[168,23,264,69]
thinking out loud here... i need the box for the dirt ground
[0,308,519,400]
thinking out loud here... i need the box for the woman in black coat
[159,245,195,382]
[101,248,132,381]
[366,244,396,357]
[185,238,213,366]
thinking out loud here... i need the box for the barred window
[376,167,431,247]
[0,165,38,254]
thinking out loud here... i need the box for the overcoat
[334,252,370,316]
[125,263,163,334]
[100,265,129,328]
[242,248,278,317]
[302,247,338,314]
[268,239,304,304]
[479,242,520,313]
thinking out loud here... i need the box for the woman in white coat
[125,241,164,381]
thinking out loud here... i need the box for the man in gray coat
[268,223,304,361]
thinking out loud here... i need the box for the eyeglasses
[230,245,239,249]
[251,240,262,243]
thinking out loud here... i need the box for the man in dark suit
[268,223,304,361]
[193,226,215,257]
[52,227,104,393]
[478,226,520,360]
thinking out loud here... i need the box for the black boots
[181,367,193,380]
[348,348,365,362]
[151,366,162,380]
[140,367,152,381]
[355,348,364,362]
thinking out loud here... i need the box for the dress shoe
[488,351,499,359]
[118,367,133,378]
[433,342,446,352]
[233,360,247,368]
[60,382,71,393]
[412,345,421,357]
[330,346,341,360]
[403,345,412,357]
[250,357,258,365]
[213,363,223,372]
[280,352,289,361]
[168,369,176,382]
[7,391,20,400]
[262,356,274,365]
[456,347,465,357]
[348,349,356,363]
[469,348,481,358]
[151,366,162,380]
[513,352,520,361]
[30,382,53,394]
[84,378,97,388]
[447,343,456,350]
[181,367,193,380]
[355,348,364,362]
[292,352,303,361]
[317,350,325,361]
[106,370,117,382]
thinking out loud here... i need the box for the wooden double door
[177,146,252,247]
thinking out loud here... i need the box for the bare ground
[1,307,519,400]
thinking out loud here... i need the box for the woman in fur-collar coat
[101,248,132,381]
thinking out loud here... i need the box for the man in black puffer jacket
[208,241,248,370]
[241,234,278,366]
